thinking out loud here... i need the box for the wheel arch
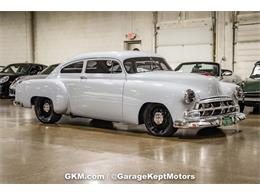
[31,96,50,105]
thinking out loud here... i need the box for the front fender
[123,80,195,124]
[15,79,69,114]
[219,81,237,98]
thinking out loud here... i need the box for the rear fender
[15,79,69,114]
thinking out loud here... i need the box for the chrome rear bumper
[174,112,245,128]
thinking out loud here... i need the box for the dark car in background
[9,63,59,97]
[0,66,5,72]
[239,61,260,113]
[0,63,47,98]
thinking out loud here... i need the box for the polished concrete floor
[0,99,259,184]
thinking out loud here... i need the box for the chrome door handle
[80,76,88,80]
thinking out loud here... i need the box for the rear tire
[143,103,177,137]
[34,97,62,123]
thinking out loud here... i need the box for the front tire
[34,97,62,123]
[143,103,177,137]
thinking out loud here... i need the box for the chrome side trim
[243,97,260,102]
[198,96,231,104]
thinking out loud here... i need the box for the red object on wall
[126,32,136,40]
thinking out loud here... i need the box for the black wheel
[143,103,177,137]
[239,102,245,113]
[34,97,62,123]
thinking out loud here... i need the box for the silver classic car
[15,51,245,136]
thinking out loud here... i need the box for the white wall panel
[157,44,213,67]
[234,12,260,79]
[215,12,234,70]
[156,15,213,68]
[0,12,33,66]
[34,12,154,65]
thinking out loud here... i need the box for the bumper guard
[174,112,246,129]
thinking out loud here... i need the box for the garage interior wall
[156,11,214,68]
[0,11,259,79]
[215,11,234,71]
[0,12,33,65]
[34,12,154,65]
[234,12,260,79]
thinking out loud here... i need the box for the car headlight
[240,81,245,88]
[0,76,9,84]
[184,89,196,104]
[233,86,244,100]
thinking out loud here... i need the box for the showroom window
[60,62,83,73]
[85,60,122,74]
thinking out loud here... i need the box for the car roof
[7,63,46,66]
[179,61,220,65]
[64,51,163,63]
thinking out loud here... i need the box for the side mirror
[221,69,233,76]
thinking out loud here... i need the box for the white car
[15,51,245,136]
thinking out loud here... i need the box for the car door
[77,58,125,122]
[58,60,85,115]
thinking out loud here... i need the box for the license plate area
[222,115,235,126]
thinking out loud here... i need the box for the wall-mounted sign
[126,32,136,40]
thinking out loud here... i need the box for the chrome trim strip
[244,97,260,102]
[199,96,230,101]
[244,91,260,94]
[198,97,232,104]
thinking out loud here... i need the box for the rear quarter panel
[15,79,69,114]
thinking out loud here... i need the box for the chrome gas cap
[43,102,51,113]
[153,112,164,125]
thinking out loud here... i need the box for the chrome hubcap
[43,102,50,113]
[153,112,164,125]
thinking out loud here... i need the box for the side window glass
[109,61,122,73]
[30,65,42,75]
[38,65,44,71]
[61,62,83,74]
[86,60,122,74]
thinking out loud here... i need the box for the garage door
[156,19,214,68]
[234,13,260,79]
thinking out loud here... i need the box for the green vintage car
[239,61,260,113]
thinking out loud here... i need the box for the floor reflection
[178,127,227,139]
[0,99,260,183]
